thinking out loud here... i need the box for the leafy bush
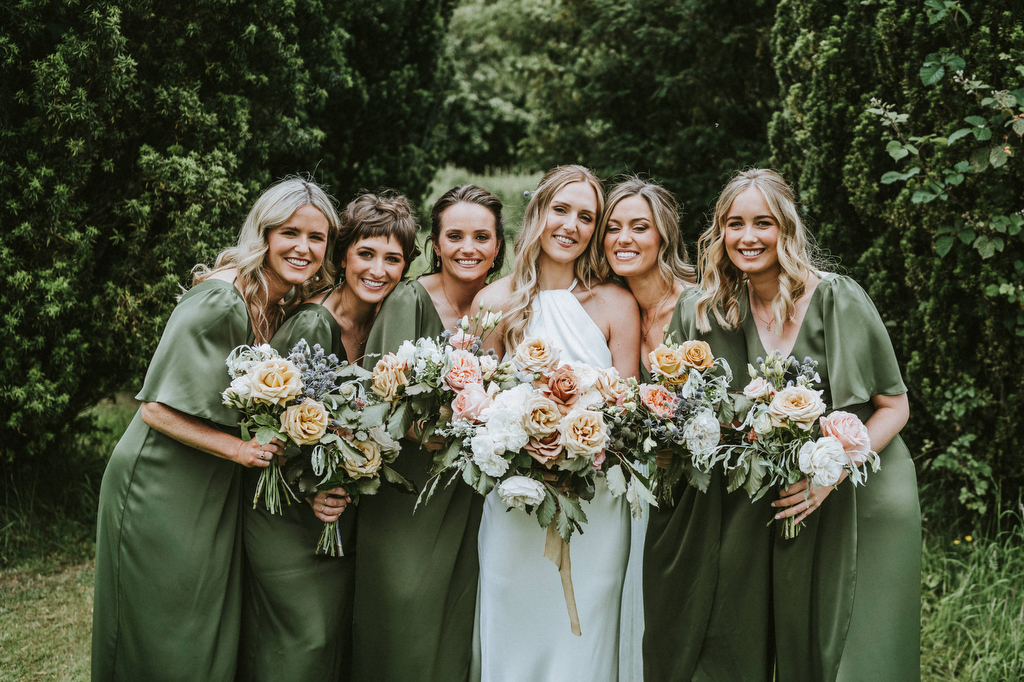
[769,0,1024,516]
[0,0,451,466]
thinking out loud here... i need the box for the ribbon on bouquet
[543,520,582,636]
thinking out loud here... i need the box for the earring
[434,254,442,270]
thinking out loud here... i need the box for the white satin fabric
[473,286,646,681]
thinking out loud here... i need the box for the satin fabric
[643,287,776,682]
[92,279,252,681]
[351,280,483,682]
[474,287,645,682]
[744,273,921,682]
[237,302,355,682]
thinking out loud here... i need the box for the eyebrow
[726,214,776,221]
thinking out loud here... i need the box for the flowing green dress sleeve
[92,279,252,682]
[772,273,921,682]
[237,302,355,682]
[352,280,483,682]
[643,287,775,682]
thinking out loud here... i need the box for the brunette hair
[428,184,506,276]
[335,191,420,278]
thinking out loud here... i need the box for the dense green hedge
[0,0,451,464]
[770,0,1024,515]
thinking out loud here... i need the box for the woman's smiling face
[538,181,598,265]
[723,186,781,279]
[604,194,661,279]
[342,235,406,305]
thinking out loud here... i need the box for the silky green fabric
[92,279,251,681]
[351,280,483,682]
[643,287,776,682]
[744,273,921,682]
[237,302,356,682]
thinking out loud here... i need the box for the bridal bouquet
[608,337,736,508]
[729,350,879,538]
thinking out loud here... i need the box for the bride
[472,165,642,681]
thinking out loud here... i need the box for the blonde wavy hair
[694,168,823,333]
[502,165,605,351]
[193,176,341,341]
[596,176,696,287]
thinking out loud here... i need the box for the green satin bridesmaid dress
[350,280,483,682]
[236,299,356,682]
[92,278,252,681]
[643,287,776,682]
[745,273,921,682]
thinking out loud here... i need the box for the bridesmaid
[610,176,776,679]
[237,192,418,682]
[351,185,505,682]
[92,177,334,681]
[472,165,641,682]
[695,168,921,681]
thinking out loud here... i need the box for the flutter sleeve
[362,280,444,369]
[271,304,345,364]
[135,279,252,427]
[820,274,907,410]
[671,286,751,393]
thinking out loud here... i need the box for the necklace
[748,288,775,332]
[335,285,371,354]
[641,285,674,342]
[440,275,461,321]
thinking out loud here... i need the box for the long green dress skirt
[236,301,356,682]
[643,288,776,682]
[351,280,483,682]
[92,279,252,681]
[744,273,921,682]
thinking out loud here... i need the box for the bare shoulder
[207,267,237,283]
[473,276,514,311]
[591,282,639,310]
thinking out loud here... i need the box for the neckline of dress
[539,277,578,294]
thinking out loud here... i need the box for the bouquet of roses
[606,336,736,508]
[729,350,880,538]
[222,342,333,514]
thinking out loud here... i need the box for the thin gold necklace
[748,287,775,331]
[641,285,674,342]
[440,275,461,320]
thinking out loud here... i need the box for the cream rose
[479,354,498,380]
[452,383,492,422]
[512,336,560,374]
[820,411,872,466]
[371,353,408,402]
[561,409,608,460]
[798,436,846,487]
[743,376,776,402]
[342,438,384,479]
[639,384,680,419]
[497,476,547,511]
[649,345,687,384]
[768,385,826,431]
[522,394,562,438]
[444,349,483,392]
[280,399,329,445]
[680,340,714,370]
[591,367,627,406]
[250,359,303,406]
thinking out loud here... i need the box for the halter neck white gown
[473,286,646,682]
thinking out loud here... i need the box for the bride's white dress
[474,286,645,682]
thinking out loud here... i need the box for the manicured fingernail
[774,514,782,520]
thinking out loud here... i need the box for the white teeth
[361,279,385,289]
[554,235,576,245]
[285,258,310,266]
[455,259,481,266]
[615,251,639,260]
[739,249,763,257]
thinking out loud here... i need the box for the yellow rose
[522,394,563,438]
[371,353,408,402]
[513,336,561,374]
[680,340,714,370]
[280,399,329,445]
[649,345,687,385]
[561,409,608,460]
[342,438,384,479]
[768,385,826,431]
[250,359,303,406]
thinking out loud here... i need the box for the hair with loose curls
[427,184,506,276]
[502,164,605,351]
[192,176,341,341]
[694,168,825,333]
[596,176,696,287]
[334,191,420,279]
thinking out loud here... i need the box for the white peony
[471,430,510,477]
[683,409,721,462]
[222,374,254,407]
[497,476,547,511]
[798,436,847,488]
[481,384,532,452]
[395,340,418,368]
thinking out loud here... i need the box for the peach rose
[280,399,329,445]
[639,384,680,419]
[513,336,560,374]
[452,383,492,422]
[680,340,714,370]
[743,377,776,401]
[525,431,565,467]
[444,349,482,392]
[768,385,826,431]
[449,329,479,350]
[371,353,408,402]
[250,359,303,406]
[820,411,872,466]
[543,365,581,415]
[522,394,562,438]
[649,345,687,384]
[562,409,608,460]
[342,438,384,479]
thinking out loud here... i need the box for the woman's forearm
[140,402,243,462]
[864,392,910,455]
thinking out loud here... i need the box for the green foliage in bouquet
[769,0,1024,517]
[0,0,452,472]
